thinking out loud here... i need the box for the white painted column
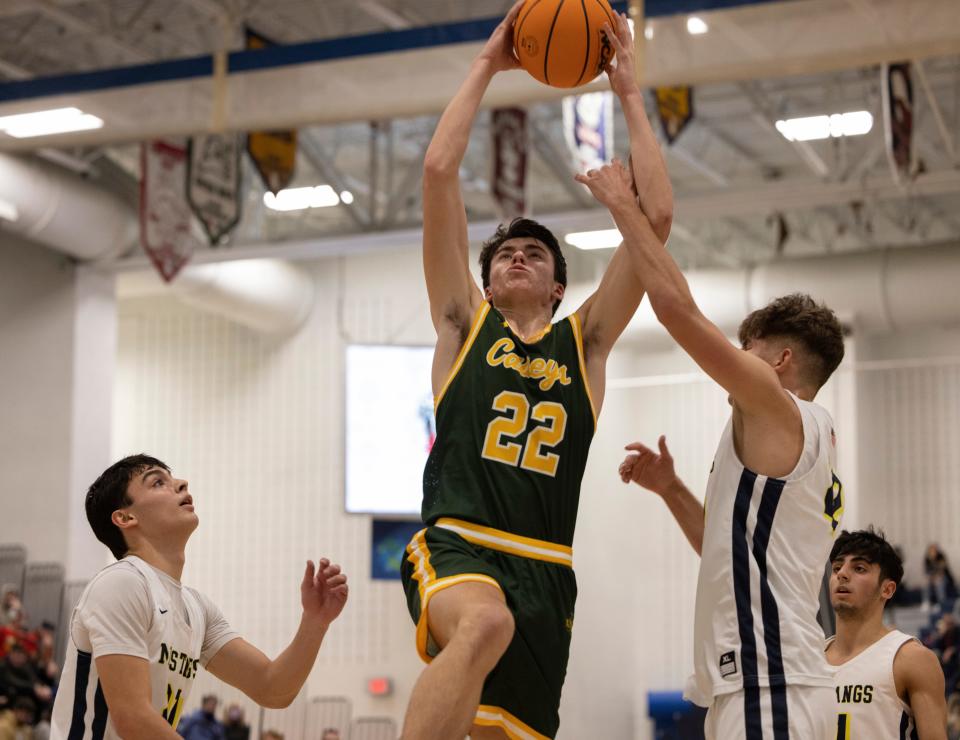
[65,266,116,580]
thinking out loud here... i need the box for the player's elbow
[110,705,155,739]
[650,290,696,327]
[423,150,459,180]
[259,692,296,710]
[651,208,673,243]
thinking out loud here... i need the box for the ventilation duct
[117,259,315,336]
[561,242,960,345]
[0,153,135,262]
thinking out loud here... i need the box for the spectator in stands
[928,613,960,694]
[948,693,960,740]
[0,696,37,740]
[321,729,340,740]
[178,694,225,740]
[260,732,283,740]
[222,704,249,740]
[926,544,958,608]
[0,591,20,628]
[0,598,29,661]
[0,645,50,709]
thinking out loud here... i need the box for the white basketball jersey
[828,630,918,740]
[51,556,205,739]
[685,394,843,707]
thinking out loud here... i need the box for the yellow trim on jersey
[404,529,503,663]
[568,311,598,429]
[436,517,573,567]
[506,319,553,344]
[434,302,491,412]
[475,705,550,740]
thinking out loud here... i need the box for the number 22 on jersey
[481,391,567,477]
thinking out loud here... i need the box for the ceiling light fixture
[775,111,874,142]
[564,228,623,251]
[686,16,709,35]
[0,107,104,138]
[263,185,341,212]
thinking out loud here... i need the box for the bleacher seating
[21,562,65,631]
[305,697,352,739]
[0,544,27,595]
[349,716,398,740]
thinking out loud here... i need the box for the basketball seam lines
[573,0,590,87]
[542,0,566,86]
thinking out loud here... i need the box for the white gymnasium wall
[0,236,75,564]
[854,327,960,588]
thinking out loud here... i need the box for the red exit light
[367,677,392,696]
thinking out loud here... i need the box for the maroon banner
[882,62,914,184]
[491,107,528,221]
[140,139,196,282]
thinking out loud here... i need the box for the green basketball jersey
[422,302,597,547]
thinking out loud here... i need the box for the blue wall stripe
[66,650,92,740]
[0,0,789,103]
[732,468,764,740]
[752,477,789,740]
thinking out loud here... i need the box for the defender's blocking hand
[574,159,638,212]
[301,558,348,626]
[619,435,680,497]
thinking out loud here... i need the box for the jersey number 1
[836,712,850,740]
[481,391,567,477]
[163,684,184,727]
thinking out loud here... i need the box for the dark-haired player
[399,5,671,740]
[827,528,946,739]
[50,455,347,739]
[579,156,849,739]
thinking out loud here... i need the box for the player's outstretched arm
[576,162,793,420]
[620,436,704,556]
[95,655,182,739]
[422,0,524,332]
[206,559,348,709]
[896,641,948,740]
[602,12,672,243]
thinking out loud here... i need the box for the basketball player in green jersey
[400,6,671,740]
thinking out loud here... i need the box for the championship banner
[562,91,614,174]
[141,139,197,283]
[245,28,297,195]
[491,107,528,221]
[187,133,242,245]
[655,86,694,145]
[882,62,915,184]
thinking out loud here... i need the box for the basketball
[513,0,617,88]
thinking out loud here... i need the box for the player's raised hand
[619,435,680,497]
[574,159,637,212]
[477,0,524,73]
[301,558,348,626]
[602,12,639,99]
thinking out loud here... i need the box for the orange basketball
[513,0,617,88]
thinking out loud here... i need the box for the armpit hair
[443,301,474,344]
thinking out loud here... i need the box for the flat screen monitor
[345,344,435,515]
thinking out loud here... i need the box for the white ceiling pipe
[0,153,135,261]
[561,242,960,347]
[117,259,315,336]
